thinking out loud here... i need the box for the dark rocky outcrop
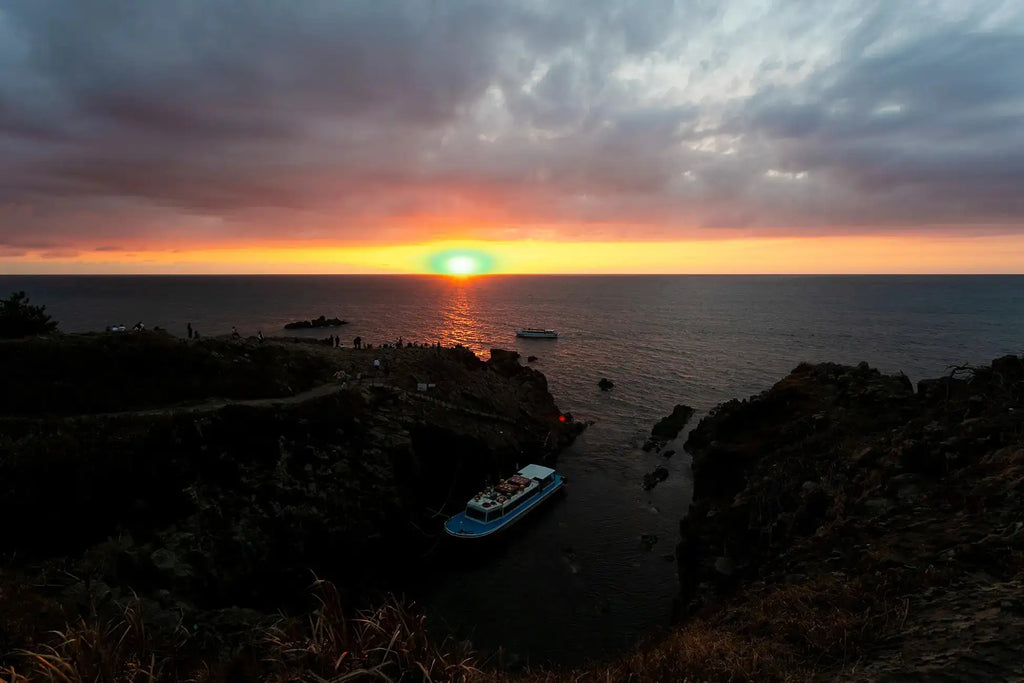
[0,334,584,667]
[651,404,694,440]
[643,404,694,452]
[642,466,669,491]
[283,315,347,329]
[598,377,614,391]
[0,332,347,415]
[674,357,1024,680]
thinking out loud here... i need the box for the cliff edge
[676,357,1024,680]
[0,333,583,666]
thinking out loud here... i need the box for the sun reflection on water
[438,278,486,352]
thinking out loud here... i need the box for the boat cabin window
[484,508,503,522]
[466,507,485,521]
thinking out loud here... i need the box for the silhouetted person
[354,336,362,349]
[187,322,193,339]
[257,330,264,343]
[398,336,403,348]
[231,326,240,338]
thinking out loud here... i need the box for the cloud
[0,0,1022,251]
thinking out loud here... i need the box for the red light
[559,415,566,422]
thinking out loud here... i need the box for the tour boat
[444,464,564,538]
[515,328,558,339]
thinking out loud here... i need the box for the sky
[1,0,1023,274]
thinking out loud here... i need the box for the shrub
[0,291,57,338]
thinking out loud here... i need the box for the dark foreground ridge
[5,337,1024,680]
[0,332,583,677]
[676,356,1024,680]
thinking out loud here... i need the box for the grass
[4,596,177,682]
[2,572,915,681]
[263,579,482,683]
[4,581,481,683]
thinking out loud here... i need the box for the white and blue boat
[444,464,563,538]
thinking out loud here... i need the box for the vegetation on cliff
[0,290,57,339]
[0,332,582,679]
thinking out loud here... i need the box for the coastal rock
[651,404,695,441]
[598,377,614,391]
[0,335,585,659]
[672,356,1024,680]
[642,465,669,491]
[643,404,694,452]
[488,348,521,371]
[283,315,348,329]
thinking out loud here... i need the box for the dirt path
[78,381,352,420]
[60,378,520,427]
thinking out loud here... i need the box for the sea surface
[3,274,1023,665]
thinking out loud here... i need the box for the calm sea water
[3,275,1023,665]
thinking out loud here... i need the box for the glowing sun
[445,256,478,275]
[427,249,495,276]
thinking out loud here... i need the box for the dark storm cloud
[0,0,1022,250]
[725,23,1024,227]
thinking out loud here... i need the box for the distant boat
[515,328,558,339]
[444,464,564,538]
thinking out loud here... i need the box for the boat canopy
[518,464,555,480]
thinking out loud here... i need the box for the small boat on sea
[515,328,558,339]
[444,464,564,538]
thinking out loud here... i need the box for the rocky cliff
[676,357,1024,680]
[0,334,583,664]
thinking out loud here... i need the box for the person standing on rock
[354,336,362,349]
[187,322,193,339]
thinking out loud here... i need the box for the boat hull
[444,475,564,538]
[515,330,558,339]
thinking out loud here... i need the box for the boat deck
[445,465,562,538]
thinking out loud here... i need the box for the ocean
[3,274,1023,665]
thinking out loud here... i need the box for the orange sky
[5,234,1024,275]
[2,4,1022,274]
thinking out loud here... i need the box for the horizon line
[5,272,1024,277]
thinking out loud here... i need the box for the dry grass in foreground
[3,596,183,682]
[263,579,481,682]
[3,581,482,683]
[3,572,912,682]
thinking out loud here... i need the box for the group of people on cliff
[180,323,447,353]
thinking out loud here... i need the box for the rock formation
[674,357,1024,679]
[284,315,347,329]
[642,403,694,452]
[0,334,584,667]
